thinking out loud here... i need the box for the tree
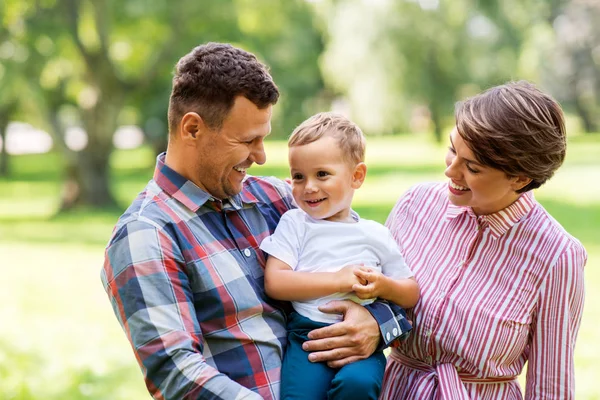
[3,0,325,209]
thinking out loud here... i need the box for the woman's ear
[351,162,367,189]
[511,175,533,192]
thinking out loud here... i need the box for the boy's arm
[264,256,361,301]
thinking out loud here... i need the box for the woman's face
[444,127,529,215]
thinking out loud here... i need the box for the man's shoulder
[108,181,176,245]
[242,175,294,209]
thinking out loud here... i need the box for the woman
[381,81,586,399]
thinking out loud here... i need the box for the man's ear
[351,162,367,189]
[178,112,208,143]
[511,175,532,192]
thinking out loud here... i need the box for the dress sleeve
[525,242,587,399]
[101,219,262,400]
[380,227,414,280]
[259,210,302,269]
[385,186,415,252]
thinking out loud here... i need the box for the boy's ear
[351,162,367,189]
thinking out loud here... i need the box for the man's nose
[250,140,266,165]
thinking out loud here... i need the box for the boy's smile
[289,136,366,223]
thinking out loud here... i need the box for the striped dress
[381,183,586,400]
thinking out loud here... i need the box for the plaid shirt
[102,153,408,400]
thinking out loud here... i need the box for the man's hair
[288,112,366,165]
[168,43,279,134]
[455,81,566,193]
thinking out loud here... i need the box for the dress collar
[445,191,536,238]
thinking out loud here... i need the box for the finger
[306,321,348,340]
[352,283,374,294]
[305,347,357,363]
[303,335,352,353]
[318,300,351,315]
[327,355,367,369]
[353,268,369,279]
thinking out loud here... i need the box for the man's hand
[302,300,379,369]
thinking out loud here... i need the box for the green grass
[1,134,599,399]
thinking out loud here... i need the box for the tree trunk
[573,94,598,133]
[430,103,443,143]
[0,104,16,177]
[0,117,8,177]
[59,93,123,210]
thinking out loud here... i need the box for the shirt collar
[445,191,536,238]
[152,152,259,212]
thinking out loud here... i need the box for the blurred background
[1,0,598,398]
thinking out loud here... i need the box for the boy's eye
[316,171,329,178]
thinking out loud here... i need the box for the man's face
[195,96,272,199]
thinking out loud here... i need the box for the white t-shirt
[260,208,413,323]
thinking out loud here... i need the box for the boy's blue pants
[280,312,386,400]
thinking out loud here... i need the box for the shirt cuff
[364,300,412,352]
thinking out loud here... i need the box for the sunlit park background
[1,0,599,399]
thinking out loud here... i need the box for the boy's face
[289,136,366,222]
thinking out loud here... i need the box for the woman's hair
[455,81,566,193]
[168,43,279,134]
[288,112,366,165]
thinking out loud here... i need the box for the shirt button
[392,328,398,336]
[386,332,391,342]
[244,248,252,257]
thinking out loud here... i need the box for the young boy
[260,112,419,400]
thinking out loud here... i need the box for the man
[102,43,409,400]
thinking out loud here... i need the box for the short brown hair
[455,81,566,193]
[168,43,279,133]
[288,112,366,165]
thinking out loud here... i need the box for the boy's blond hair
[288,112,366,165]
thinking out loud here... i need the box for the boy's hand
[352,266,388,299]
[335,265,364,292]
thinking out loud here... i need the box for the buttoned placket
[423,214,487,365]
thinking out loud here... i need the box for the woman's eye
[448,146,456,154]
[466,164,480,174]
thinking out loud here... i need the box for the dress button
[244,248,252,257]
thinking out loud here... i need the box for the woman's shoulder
[525,200,587,262]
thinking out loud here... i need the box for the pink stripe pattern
[381,183,586,400]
